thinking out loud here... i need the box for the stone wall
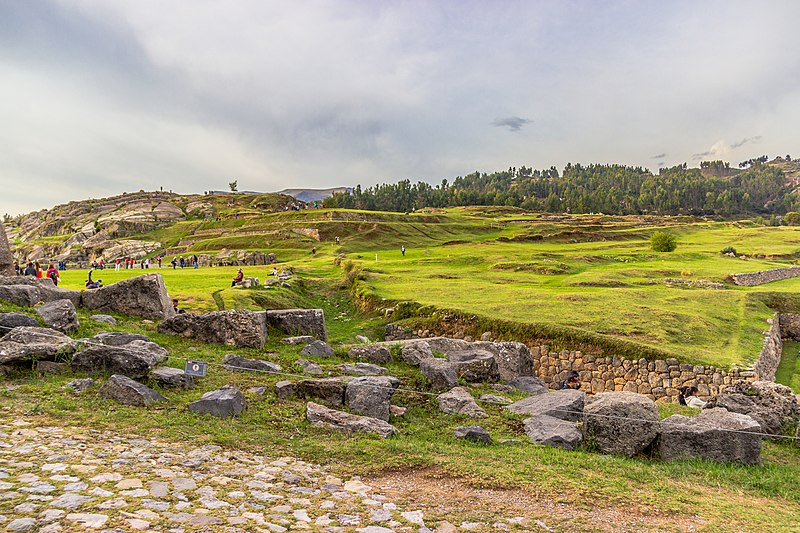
[730,266,800,286]
[753,315,782,382]
[779,313,800,340]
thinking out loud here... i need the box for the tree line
[324,160,798,216]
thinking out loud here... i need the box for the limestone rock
[0,225,13,276]
[35,299,79,333]
[348,344,392,364]
[584,391,660,457]
[275,380,294,399]
[505,389,585,422]
[523,414,583,450]
[0,326,78,364]
[472,341,535,381]
[0,278,81,308]
[296,358,324,374]
[266,309,327,341]
[81,273,174,320]
[420,358,458,390]
[306,402,397,438]
[448,349,500,382]
[90,332,152,346]
[345,376,400,421]
[158,310,267,349]
[400,341,433,366]
[283,335,316,345]
[63,378,94,393]
[188,385,246,418]
[221,353,281,374]
[714,381,799,436]
[454,426,492,443]
[151,366,194,389]
[37,360,67,376]
[0,312,38,337]
[90,314,117,325]
[294,378,350,406]
[72,339,168,379]
[438,387,487,418]
[508,376,549,395]
[660,408,761,464]
[338,362,388,376]
[0,284,40,306]
[300,340,335,358]
[99,374,167,406]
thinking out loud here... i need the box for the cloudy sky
[2,1,799,215]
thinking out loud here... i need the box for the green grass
[777,341,800,392]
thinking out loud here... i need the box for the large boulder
[472,341,535,381]
[438,387,488,418]
[0,313,38,338]
[505,389,585,422]
[266,309,327,341]
[448,349,500,382]
[157,310,267,349]
[400,341,434,366]
[188,385,246,418]
[348,344,392,364]
[71,340,168,379]
[0,278,81,308]
[151,366,194,389]
[81,273,175,320]
[221,353,281,374]
[523,414,583,450]
[345,376,400,421]
[306,402,397,438]
[0,225,13,276]
[660,408,761,464]
[99,374,166,407]
[338,363,388,376]
[584,391,660,457]
[300,340,335,358]
[0,284,40,307]
[508,376,549,395]
[714,381,799,436]
[35,300,79,333]
[420,358,458,390]
[454,426,492,444]
[91,332,152,346]
[0,326,78,364]
[294,378,350,406]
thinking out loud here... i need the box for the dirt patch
[367,467,705,532]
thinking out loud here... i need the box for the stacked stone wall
[753,316,782,381]
[779,313,800,340]
[731,266,800,286]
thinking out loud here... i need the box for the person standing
[157,255,162,268]
[401,245,406,256]
[34,261,43,278]
[193,254,199,269]
[45,263,59,286]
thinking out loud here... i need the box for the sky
[1,0,799,216]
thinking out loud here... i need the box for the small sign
[185,360,208,377]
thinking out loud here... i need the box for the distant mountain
[275,187,351,203]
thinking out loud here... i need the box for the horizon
[2,1,799,216]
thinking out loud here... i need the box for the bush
[721,246,737,255]
[650,231,677,252]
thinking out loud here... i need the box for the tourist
[311,247,316,255]
[115,259,121,271]
[231,268,244,287]
[401,245,406,256]
[24,262,36,276]
[34,261,43,279]
[557,370,581,390]
[45,263,59,286]
[172,299,186,314]
[171,257,177,269]
[157,255,162,268]
[179,257,185,268]
[678,386,707,409]
[85,270,103,289]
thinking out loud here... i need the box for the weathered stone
[660,408,761,464]
[35,299,79,333]
[0,326,77,364]
[479,394,511,404]
[158,310,267,349]
[448,349,500,382]
[99,374,167,407]
[0,225,13,276]
[438,387,488,418]
[338,363,388,376]
[221,353,281,374]
[37,360,67,376]
[296,358,324,374]
[282,335,316,345]
[472,341,534,381]
[6,518,36,532]
[275,380,294,399]
[63,378,94,392]
[151,366,194,389]
[454,426,492,444]
[0,278,81,308]
[72,340,168,379]
[81,273,175,320]
[306,402,397,438]
[508,376,549,395]
[714,380,799,436]
[584,391,660,457]
[294,378,349,406]
[266,309,327,341]
[505,389,585,421]
[348,344,392,364]
[420,358,458,390]
[523,414,583,450]
[300,340,335,358]
[90,314,117,325]
[0,284,40,306]
[90,331,152,346]
[345,376,400,421]
[0,312,38,338]
[187,385,246,418]
[400,341,433,366]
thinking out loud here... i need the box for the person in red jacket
[45,264,60,286]
[231,268,244,287]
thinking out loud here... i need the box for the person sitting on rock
[172,299,186,314]
[231,268,244,287]
[557,370,581,390]
[678,386,707,408]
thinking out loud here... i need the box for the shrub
[721,246,737,255]
[650,231,677,252]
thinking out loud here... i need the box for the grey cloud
[651,153,667,159]
[691,151,713,159]
[730,136,762,149]
[492,117,531,132]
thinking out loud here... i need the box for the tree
[785,212,800,225]
[650,231,677,252]
[229,180,238,192]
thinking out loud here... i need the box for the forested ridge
[325,158,800,216]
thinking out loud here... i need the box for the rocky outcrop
[158,310,267,349]
[438,387,487,418]
[660,408,761,464]
[506,389,585,422]
[82,274,175,320]
[713,381,799,436]
[221,353,281,374]
[0,225,13,276]
[345,376,400,421]
[584,392,660,457]
[35,300,79,333]
[188,385,246,418]
[99,374,167,407]
[266,309,327,341]
[420,358,458,390]
[71,339,168,379]
[0,313,38,338]
[0,326,78,364]
[348,344,392,364]
[306,402,397,438]
[523,414,583,450]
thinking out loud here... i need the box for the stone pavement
[0,418,494,532]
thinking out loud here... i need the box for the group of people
[555,372,709,408]
[170,255,199,269]
[13,261,62,286]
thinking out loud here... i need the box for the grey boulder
[266,308,327,341]
[714,381,799,436]
[0,312,38,338]
[71,340,168,379]
[338,362,388,376]
[35,299,79,333]
[300,340,335,358]
[348,344,392,364]
[448,349,500,382]
[63,378,94,393]
[99,374,167,407]
[0,326,77,364]
[471,341,535,381]
[283,335,316,345]
[158,310,267,349]
[221,353,281,374]
[188,385,246,418]
[294,378,350,406]
[505,389,585,422]
[151,366,194,389]
[90,314,118,325]
[438,387,487,418]
[306,401,397,438]
[523,414,583,450]
[660,408,761,464]
[81,273,175,320]
[400,341,433,366]
[90,332,152,346]
[584,391,660,457]
[508,376,549,395]
[296,358,324,374]
[454,425,492,444]
[420,358,458,390]
[345,376,400,421]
